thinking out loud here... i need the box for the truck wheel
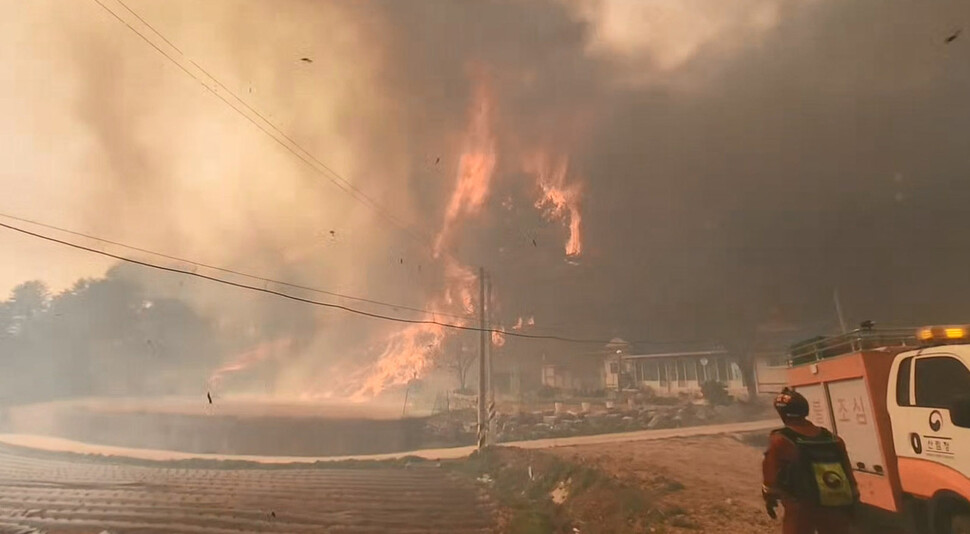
[952,514,970,534]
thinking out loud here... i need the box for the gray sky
[3,0,970,395]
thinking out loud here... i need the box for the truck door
[890,351,970,480]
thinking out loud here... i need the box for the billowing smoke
[2,0,970,401]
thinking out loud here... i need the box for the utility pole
[486,273,493,400]
[477,267,487,450]
[834,288,848,334]
[485,273,496,445]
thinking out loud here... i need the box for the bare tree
[446,343,476,393]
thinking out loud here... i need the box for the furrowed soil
[0,444,495,534]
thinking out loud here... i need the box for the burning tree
[343,71,585,400]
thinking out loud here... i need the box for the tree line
[0,267,221,404]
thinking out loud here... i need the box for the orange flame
[511,315,535,331]
[525,153,583,257]
[491,329,506,347]
[346,74,500,399]
[350,322,447,399]
[433,80,497,257]
[209,338,292,388]
[346,257,478,399]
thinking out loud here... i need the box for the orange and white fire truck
[786,325,970,534]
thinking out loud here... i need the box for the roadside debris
[550,480,569,504]
[945,29,962,43]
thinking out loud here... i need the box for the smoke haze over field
[2,0,970,399]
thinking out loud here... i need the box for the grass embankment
[452,446,684,534]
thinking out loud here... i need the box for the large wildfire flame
[347,80,496,398]
[344,74,586,399]
[433,80,497,258]
[525,153,583,258]
[184,68,583,400]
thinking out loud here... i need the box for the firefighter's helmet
[774,387,809,419]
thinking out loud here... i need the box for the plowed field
[0,447,495,534]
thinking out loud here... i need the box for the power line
[90,0,437,253]
[1,213,684,344]
[40,2,676,346]
[0,219,644,345]
[0,212,473,322]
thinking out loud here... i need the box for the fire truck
[786,325,970,534]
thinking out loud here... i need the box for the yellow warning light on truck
[946,327,967,339]
[917,325,970,345]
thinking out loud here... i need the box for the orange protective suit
[762,419,856,534]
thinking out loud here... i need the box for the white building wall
[754,357,789,395]
[615,356,748,398]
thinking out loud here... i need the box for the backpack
[773,426,856,507]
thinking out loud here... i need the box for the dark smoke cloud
[351,0,970,353]
[579,0,970,341]
[9,0,970,400]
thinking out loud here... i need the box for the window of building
[642,361,659,381]
[609,362,618,374]
[914,356,970,409]
[678,360,687,386]
[659,361,668,385]
[542,366,556,387]
[700,360,714,382]
[686,359,698,381]
[717,359,729,382]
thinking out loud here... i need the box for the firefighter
[762,387,859,534]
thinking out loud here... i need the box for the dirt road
[548,434,783,534]
[546,433,910,534]
[0,446,494,534]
